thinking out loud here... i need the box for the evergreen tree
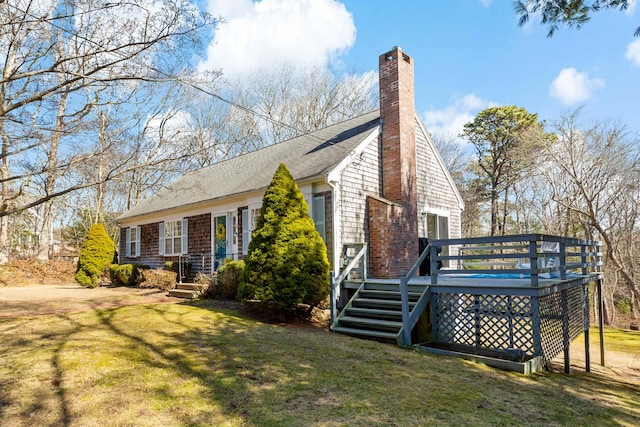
[75,223,116,288]
[461,106,555,236]
[239,163,330,313]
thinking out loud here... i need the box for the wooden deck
[331,234,604,374]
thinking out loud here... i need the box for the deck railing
[331,243,368,324]
[427,234,602,286]
[398,242,432,345]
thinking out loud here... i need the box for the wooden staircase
[168,283,200,299]
[330,280,430,345]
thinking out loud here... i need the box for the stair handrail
[178,254,191,284]
[331,243,367,324]
[399,243,431,345]
[334,243,368,287]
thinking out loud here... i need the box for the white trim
[421,206,450,218]
[328,180,341,274]
[326,127,380,183]
[415,115,465,211]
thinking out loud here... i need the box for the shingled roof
[117,111,381,221]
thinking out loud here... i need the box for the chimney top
[380,46,412,65]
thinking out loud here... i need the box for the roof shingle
[118,111,381,221]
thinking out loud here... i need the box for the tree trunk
[36,87,69,261]
[0,124,10,264]
[490,187,498,236]
[501,184,509,235]
[602,295,611,326]
[94,110,108,225]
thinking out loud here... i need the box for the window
[159,219,188,256]
[125,226,140,257]
[250,207,261,230]
[241,207,261,256]
[312,196,326,242]
[425,213,450,267]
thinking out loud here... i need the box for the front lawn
[0,300,638,426]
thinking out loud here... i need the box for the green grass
[1,300,639,426]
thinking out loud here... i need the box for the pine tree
[75,223,116,288]
[238,163,330,312]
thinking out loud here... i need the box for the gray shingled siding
[415,119,462,239]
[338,135,382,248]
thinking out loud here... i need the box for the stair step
[176,283,199,290]
[338,316,402,330]
[363,282,429,293]
[352,298,416,309]
[358,289,422,301]
[168,289,197,299]
[331,326,398,341]
[344,307,403,320]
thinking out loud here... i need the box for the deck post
[529,240,539,287]
[330,272,336,326]
[429,245,438,285]
[584,285,591,373]
[597,277,605,366]
[532,297,543,359]
[561,289,570,373]
[400,270,411,346]
[559,240,567,280]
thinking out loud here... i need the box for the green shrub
[217,260,244,299]
[139,269,176,291]
[109,264,149,286]
[239,163,330,313]
[615,298,632,316]
[75,223,116,288]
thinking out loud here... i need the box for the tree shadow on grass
[3,301,639,426]
[0,314,83,427]
[95,301,640,426]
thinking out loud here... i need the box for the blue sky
[200,0,640,139]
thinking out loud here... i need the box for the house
[116,46,464,282]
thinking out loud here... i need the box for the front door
[213,214,228,271]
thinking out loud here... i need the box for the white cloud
[199,0,356,77]
[549,68,605,105]
[422,94,497,141]
[626,39,640,66]
[479,0,492,7]
[626,0,637,15]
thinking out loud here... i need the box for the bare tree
[232,64,378,147]
[0,0,217,261]
[539,109,640,316]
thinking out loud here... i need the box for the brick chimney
[368,46,419,278]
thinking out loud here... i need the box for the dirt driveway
[0,284,182,317]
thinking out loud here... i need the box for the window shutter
[125,228,131,257]
[242,209,249,255]
[135,226,141,257]
[313,196,326,242]
[181,218,188,255]
[158,222,165,255]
